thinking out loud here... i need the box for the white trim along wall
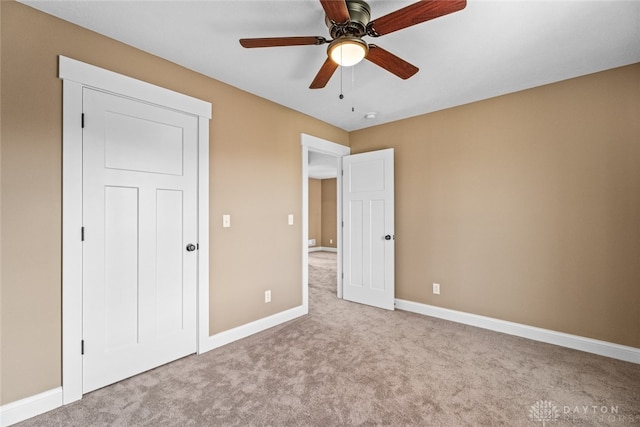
[395,299,640,364]
[5,300,638,426]
[0,388,63,427]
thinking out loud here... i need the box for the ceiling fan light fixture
[328,37,368,66]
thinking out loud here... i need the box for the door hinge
[81,226,85,241]
[81,340,85,355]
[81,113,85,128]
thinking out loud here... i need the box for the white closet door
[82,88,198,393]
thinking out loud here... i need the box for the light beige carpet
[17,251,640,426]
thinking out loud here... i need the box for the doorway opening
[308,166,338,300]
[300,134,350,312]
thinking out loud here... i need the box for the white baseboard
[9,302,635,427]
[0,387,63,427]
[199,305,307,354]
[395,299,640,364]
[308,246,337,253]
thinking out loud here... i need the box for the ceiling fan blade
[310,57,339,89]
[240,36,327,48]
[368,0,466,36]
[320,0,351,24]
[365,45,419,80]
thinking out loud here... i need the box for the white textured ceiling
[20,0,640,131]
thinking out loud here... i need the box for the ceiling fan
[239,0,467,89]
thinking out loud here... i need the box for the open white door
[342,148,395,310]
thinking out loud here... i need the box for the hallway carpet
[17,251,640,426]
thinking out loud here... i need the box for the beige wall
[0,1,348,405]
[308,179,322,246]
[321,179,337,248]
[350,63,640,348]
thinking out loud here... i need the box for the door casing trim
[60,56,211,404]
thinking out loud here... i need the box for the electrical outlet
[265,290,271,303]
[330,239,333,244]
[433,283,440,295]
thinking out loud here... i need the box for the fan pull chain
[351,66,355,112]
[339,65,344,99]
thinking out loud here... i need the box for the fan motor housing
[325,0,371,39]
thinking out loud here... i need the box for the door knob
[186,243,196,252]
[384,235,392,240]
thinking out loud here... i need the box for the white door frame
[60,56,211,404]
[301,134,350,308]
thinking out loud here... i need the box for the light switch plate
[288,214,294,225]
[223,214,231,228]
